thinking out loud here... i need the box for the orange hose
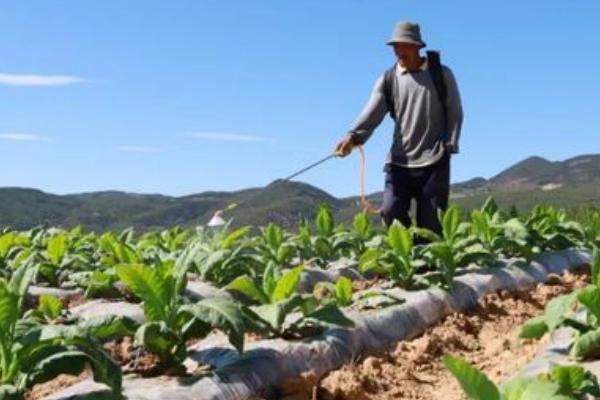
[211,145,381,220]
[356,145,381,215]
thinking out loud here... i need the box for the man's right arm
[347,74,389,145]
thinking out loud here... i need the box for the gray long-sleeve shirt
[348,61,463,168]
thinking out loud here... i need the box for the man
[335,21,463,236]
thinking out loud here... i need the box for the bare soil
[104,337,161,376]
[352,278,389,292]
[26,371,90,400]
[284,269,590,400]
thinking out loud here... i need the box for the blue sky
[1,1,599,198]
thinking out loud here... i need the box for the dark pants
[380,153,450,236]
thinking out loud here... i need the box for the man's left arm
[443,67,463,154]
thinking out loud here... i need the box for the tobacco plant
[0,265,127,398]
[256,223,296,268]
[359,221,423,289]
[526,205,587,251]
[423,205,488,288]
[313,276,354,307]
[470,198,539,265]
[176,223,261,284]
[227,264,354,338]
[117,260,246,372]
[444,354,600,400]
[291,204,354,268]
[519,247,600,361]
[332,211,378,259]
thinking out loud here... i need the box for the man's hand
[335,135,355,157]
[444,142,458,154]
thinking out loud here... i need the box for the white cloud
[186,132,269,143]
[0,73,87,87]
[116,145,161,153]
[0,133,51,142]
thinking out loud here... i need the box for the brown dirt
[285,269,590,400]
[103,337,161,375]
[64,294,88,309]
[26,371,90,400]
[352,278,389,292]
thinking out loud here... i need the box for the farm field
[0,198,599,399]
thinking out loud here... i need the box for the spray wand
[207,145,380,227]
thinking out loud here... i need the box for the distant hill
[0,154,598,231]
[451,154,600,195]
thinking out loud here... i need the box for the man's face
[393,42,421,66]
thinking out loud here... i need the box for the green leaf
[252,295,305,332]
[271,265,304,302]
[262,261,277,299]
[359,248,384,274]
[471,210,489,241]
[0,281,18,335]
[481,197,499,218]
[301,304,354,329]
[84,270,121,299]
[500,377,531,400]
[276,244,294,265]
[179,297,246,353]
[410,226,442,243]
[503,218,530,242]
[135,322,181,365]
[592,247,600,287]
[544,292,578,332]
[0,385,21,400]
[227,275,268,304]
[571,328,600,360]
[519,380,571,400]
[427,242,455,269]
[14,341,69,378]
[353,212,370,238]
[26,350,91,386]
[68,338,123,395]
[442,205,461,242]
[387,222,412,258]
[550,364,590,395]
[334,276,353,307]
[561,317,594,334]
[222,226,250,249]
[76,315,138,341]
[265,223,284,251]
[10,264,38,302]
[577,286,600,322]
[443,354,500,400]
[519,316,549,339]
[46,234,68,265]
[37,295,63,321]
[315,204,334,237]
[116,264,169,322]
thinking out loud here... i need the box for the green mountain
[452,154,600,194]
[0,154,598,231]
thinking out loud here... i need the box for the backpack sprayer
[207,145,380,227]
